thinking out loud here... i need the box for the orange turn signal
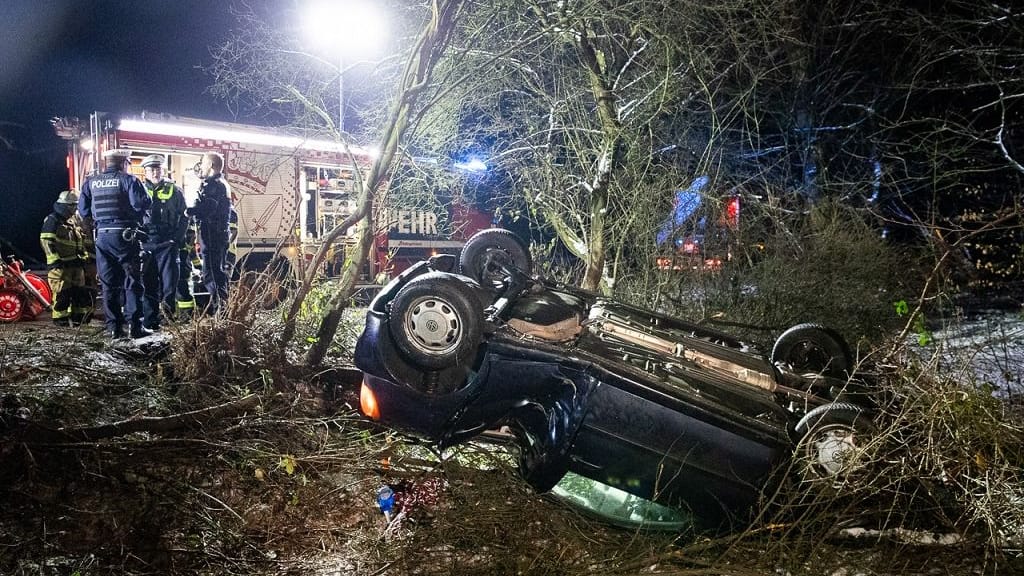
[360,381,381,420]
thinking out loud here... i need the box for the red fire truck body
[53,112,492,282]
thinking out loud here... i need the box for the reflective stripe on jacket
[144,178,188,242]
[40,213,85,267]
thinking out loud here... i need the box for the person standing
[39,190,91,326]
[175,219,199,320]
[78,149,152,339]
[76,214,99,313]
[188,152,231,313]
[225,203,239,278]
[139,154,188,330]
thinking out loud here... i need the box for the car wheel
[794,402,875,484]
[459,228,532,291]
[388,272,482,370]
[771,323,852,378]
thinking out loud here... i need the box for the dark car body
[355,231,868,530]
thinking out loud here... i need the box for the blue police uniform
[78,159,152,338]
[190,173,231,311]
[141,177,188,329]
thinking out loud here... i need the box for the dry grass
[2,270,1022,575]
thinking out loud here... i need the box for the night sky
[0,0,242,264]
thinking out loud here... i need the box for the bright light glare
[79,138,94,151]
[118,118,378,158]
[454,158,488,172]
[303,1,387,55]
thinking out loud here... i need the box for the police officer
[188,152,231,313]
[139,154,188,330]
[78,149,153,339]
[39,190,91,326]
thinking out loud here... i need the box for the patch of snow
[918,310,1024,398]
[84,350,138,374]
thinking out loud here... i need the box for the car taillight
[360,380,381,420]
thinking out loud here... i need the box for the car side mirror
[428,254,457,272]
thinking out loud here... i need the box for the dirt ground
[1,317,1021,576]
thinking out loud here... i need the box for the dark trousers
[95,229,145,332]
[199,230,229,311]
[142,241,180,327]
[176,249,196,317]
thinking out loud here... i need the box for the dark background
[0,0,242,263]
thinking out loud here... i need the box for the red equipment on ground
[0,255,52,322]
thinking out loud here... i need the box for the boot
[108,326,128,340]
[130,323,154,339]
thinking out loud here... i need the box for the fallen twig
[14,393,264,443]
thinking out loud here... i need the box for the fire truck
[52,111,492,284]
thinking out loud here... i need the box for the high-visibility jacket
[76,214,96,259]
[40,210,86,269]
[144,178,188,243]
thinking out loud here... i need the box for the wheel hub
[406,297,461,354]
[811,426,858,476]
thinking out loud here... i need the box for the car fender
[441,341,601,492]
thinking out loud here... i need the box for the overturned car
[355,229,874,530]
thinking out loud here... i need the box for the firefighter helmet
[56,190,79,204]
[141,154,165,168]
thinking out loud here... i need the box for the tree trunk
[304,216,374,364]
[578,31,620,292]
[303,0,468,367]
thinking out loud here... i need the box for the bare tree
[302,0,474,365]
[435,0,1022,299]
[421,1,730,292]
[208,1,477,364]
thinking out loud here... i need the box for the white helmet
[141,154,166,168]
[56,190,79,204]
[102,148,133,160]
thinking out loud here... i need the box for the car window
[550,472,694,531]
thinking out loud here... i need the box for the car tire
[771,323,852,378]
[794,402,875,483]
[388,272,482,370]
[459,228,532,291]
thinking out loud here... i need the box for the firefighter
[139,154,188,330]
[39,190,91,326]
[78,149,153,339]
[175,219,200,320]
[187,152,231,313]
[225,202,238,277]
[76,214,99,312]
